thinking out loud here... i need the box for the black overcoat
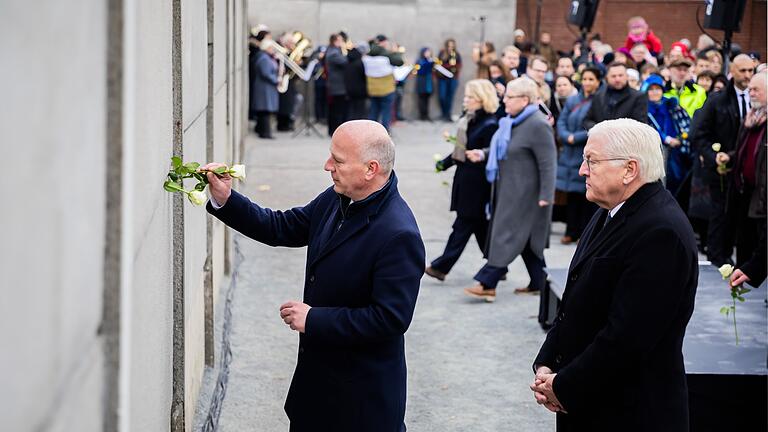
[534,182,698,432]
[207,173,425,432]
[691,79,742,185]
[582,86,648,130]
[440,110,498,219]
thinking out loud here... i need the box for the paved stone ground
[215,120,580,431]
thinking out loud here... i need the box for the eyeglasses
[581,156,629,171]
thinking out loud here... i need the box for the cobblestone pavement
[216,120,578,431]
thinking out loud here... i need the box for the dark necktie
[603,212,613,228]
[740,93,748,118]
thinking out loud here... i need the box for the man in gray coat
[464,77,557,302]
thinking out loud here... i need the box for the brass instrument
[277,32,312,93]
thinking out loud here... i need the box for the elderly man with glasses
[531,118,699,431]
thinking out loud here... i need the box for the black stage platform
[544,264,767,431]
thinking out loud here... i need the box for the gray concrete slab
[215,120,578,431]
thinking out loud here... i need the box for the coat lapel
[568,182,664,272]
[309,214,370,268]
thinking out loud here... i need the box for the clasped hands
[530,366,567,414]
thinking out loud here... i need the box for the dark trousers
[394,85,406,120]
[417,93,431,120]
[369,93,395,131]
[475,240,546,290]
[437,78,458,121]
[565,192,597,240]
[348,97,368,120]
[255,111,273,138]
[431,216,488,274]
[707,182,733,266]
[732,185,758,268]
[327,95,349,136]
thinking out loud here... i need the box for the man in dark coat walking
[203,120,424,432]
[582,62,647,130]
[531,119,698,432]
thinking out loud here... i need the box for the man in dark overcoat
[691,54,756,266]
[202,120,425,432]
[531,118,699,432]
[582,62,647,129]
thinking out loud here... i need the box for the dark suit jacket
[534,182,698,432]
[441,110,498,219]
[691,80,742,185]
[582,85,648,130]
[207,173,425,432]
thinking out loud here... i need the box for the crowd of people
[233,15,767,431]
[248,18,766,294]
[423,18,767,304]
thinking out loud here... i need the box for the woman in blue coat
[251,40,280,138]
[425,79,499,281]
[644,73,693,204]
[555,65,601,244]
[415,47,435,120]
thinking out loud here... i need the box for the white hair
[506,77,539,102]
[588,118,665,183]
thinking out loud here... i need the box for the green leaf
[184,162,200,172]
[737,296,745,302]
[194,182,206,191]
[213,166,228,174]
[163,180,185,193]
[171,156,182,169]
[192,172,208,184]
[168,172,180,182]
[720,306,729,315]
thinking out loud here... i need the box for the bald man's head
[334,120,395,176]
[324,120,395,200]
[731,54,755,90]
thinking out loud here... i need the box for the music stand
[292,69,324,138]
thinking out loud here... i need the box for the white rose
[711,143,721,152]
[228,164,246,180]
[188,190,207,206]
[718,264,734,279]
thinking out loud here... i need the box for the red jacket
[624,30,663,56]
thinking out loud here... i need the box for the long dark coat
[440,110,498,219]
[486,111,556,267]
[207,173,425,432]
[691,79,742,186]
[534,182,698,432]
[251,50,279,112]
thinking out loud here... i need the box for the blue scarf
[485,104,540,183]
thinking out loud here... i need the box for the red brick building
[516,0,767,63]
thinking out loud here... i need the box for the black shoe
[258,134,276,139]
[425,266,447,281]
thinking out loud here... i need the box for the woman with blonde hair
[426,80,500,281]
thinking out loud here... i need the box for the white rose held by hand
[228,164,246,180]
[188,190,207,206]
[718,264,735,279]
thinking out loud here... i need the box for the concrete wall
[0,0,107,430]
[248,0,518,117]
[0,0,247,430]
